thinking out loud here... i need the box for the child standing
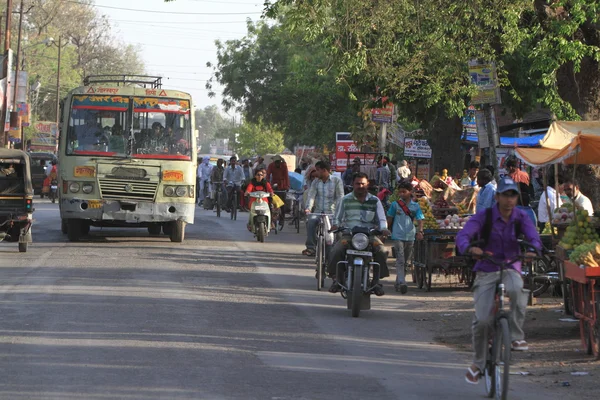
[386,180,424,294]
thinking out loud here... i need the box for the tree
[234,122,285,158]
[264,1,600,173]
[207,18,362,149]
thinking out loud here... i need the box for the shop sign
[371,103,394,123]
[469,60,501,105]
[404,138,432,159]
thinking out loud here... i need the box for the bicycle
[213,181,223,218]
[308,213,334,291]
[228,182,240,221]
[289,190,303,233]
[273,189,287,230]
[468,241,536,400]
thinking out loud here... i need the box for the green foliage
[265,0,600,122]
[207,18,362,148]
[235,122,285,158]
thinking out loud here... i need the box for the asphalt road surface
[0,200,577,399]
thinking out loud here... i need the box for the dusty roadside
[382,273,599,399]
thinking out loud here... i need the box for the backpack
[479,207,522,247]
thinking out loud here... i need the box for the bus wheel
[162,223,173,236]
[67,219,83,242]
[61,219,68,234]
[169,220,186,243]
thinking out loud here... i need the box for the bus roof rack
[83,75,163,89]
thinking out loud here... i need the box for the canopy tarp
[465,134,545,147]
[516,121,600,166]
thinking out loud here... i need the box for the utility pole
[484,103,499,181]
[13,0,24,146]
[1,0,14,148]
[55,36,61,127]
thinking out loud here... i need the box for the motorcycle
[249,191,271,242]
[49,179,58,203]
[334,226,384,317]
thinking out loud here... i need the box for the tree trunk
[426,109,464,179]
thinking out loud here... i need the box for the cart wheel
[589,320,600,359]
[416,267,424,289]
[563,280,574,316]
[425,265,433,292]
[581,319,593,355]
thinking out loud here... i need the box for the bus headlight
[82,183,94,194]
[175,186,188,197]
[69,182,81,193]
[164,186,175,197]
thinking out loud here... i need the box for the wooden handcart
[413,230,473,291]
[565,261,600,359]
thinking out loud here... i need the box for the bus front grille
[98,179,158,201]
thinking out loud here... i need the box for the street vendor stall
[516,121,600,356]
[411,196,475,291]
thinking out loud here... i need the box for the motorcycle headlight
[164,186,175,197]
[175,186,188,197]
[69,182,80,193]
[82,183,94,194]
[351,233,369,251]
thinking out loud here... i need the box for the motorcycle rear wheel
[351,265,362,318]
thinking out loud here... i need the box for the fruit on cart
[558,210,600,250]
[541,222,558,235]
[552,204,575,225]
[436,214,470,230]
[568,242,600,267]
[417,197,439,229]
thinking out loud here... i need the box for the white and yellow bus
[58,75,196,242]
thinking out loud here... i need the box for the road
[0,200,576,399]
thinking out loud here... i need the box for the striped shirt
[306,175,344,214]
[333,192,388,231]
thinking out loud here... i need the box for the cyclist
[456,177,542,385]
[197,156,212,206]
[329,172,391,296]
[302,160,344,256]
[210,158,226,207]
[224,156,245,213]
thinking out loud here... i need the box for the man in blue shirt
[386,180,424,294]
[476,168,496,211]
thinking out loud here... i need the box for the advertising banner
[335,132,359,172]
[469,60,501,105]
[462,106,477,141]
[404,138,432,159]
[371,103,394,123]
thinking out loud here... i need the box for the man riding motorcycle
[329,172,391,296]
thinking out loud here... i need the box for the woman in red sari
[245,168,275,231]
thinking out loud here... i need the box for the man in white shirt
[224,156,245,212]
[197,156,213,206]
[537,184,562,232]
[564,179,594,216]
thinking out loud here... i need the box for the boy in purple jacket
[456,177,541,385]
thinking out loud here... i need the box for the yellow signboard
[163,170,184,182]
[74,166,96,178]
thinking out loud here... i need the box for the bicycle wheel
[316,236,324,291]
[231,191,237,220]
[216,192,221,218]
[294,202,300,233]
[495,318,511,400]
[484,333,496,398]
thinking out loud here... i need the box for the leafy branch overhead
[265,0,600,122]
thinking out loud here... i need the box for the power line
[65,0,261,15]
[133,42,216,51]
[105,18,251,25]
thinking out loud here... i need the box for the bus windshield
[66,95,192,160]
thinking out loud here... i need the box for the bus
[58,75,197,242]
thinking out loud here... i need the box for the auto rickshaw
[0,149,33,252]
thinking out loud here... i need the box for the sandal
[511,340,529,351]
[302,249,316,257]
[465,366,480,385]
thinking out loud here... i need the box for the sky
[95,0,264,113]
